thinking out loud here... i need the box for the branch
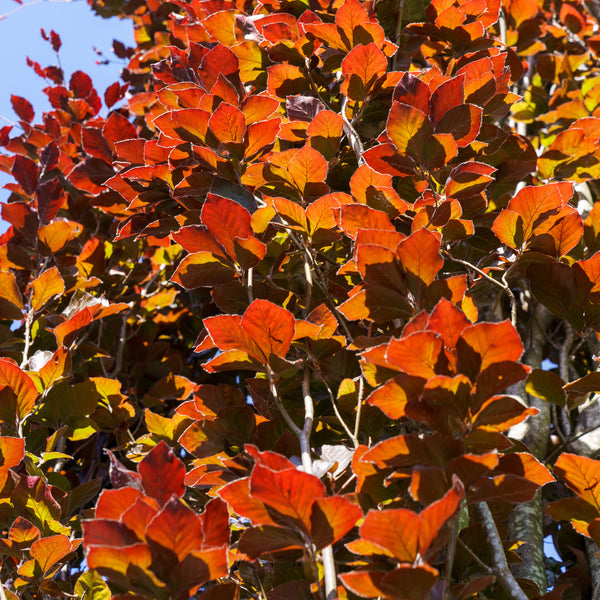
[474,502,529,600]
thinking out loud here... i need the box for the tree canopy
[1,0,600,598]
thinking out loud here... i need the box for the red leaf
[428,298,471,348]
[0,436,25,488]
[49,30,62,53]
[171,252,234,288]
[341,43,388,100]
[138,441,186,506]
[83,519,140,547]
[310,496,362,549]
[146,496,204,561]
[457,320,523,376]
[11,155,39,196]
[209,102,246,144]
[435,104,482,147]
[250,464,326,532]
[360,477,463,562]
[11,95,34,122]
[245,118,280,159]
[201,193,253,260]
[385,331,444,379]
[240,299,295,362]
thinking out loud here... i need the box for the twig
[458,538,494,574]
[20,307,34,369]
[267,367,302,438]
[300,366,315,474]
[303,255,312,317]
[340,96,365,165]
[443,514,461,600]
[444,252,516,326]
[111,315,128,376]
[474,502,529,600]
[353,375,364,444]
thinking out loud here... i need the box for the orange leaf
[145,497,204,561]
[341,43,388,100]
[287,144,329,195]
[0,271,23,309]
[310,495,362,549]
[387,102,433,156]
[339,204,395,239]
[171,252,234,289]
[360,477,463,562]
[457,320,524,378]
[250,464,325,532]
[244,117,280,159]
[385,331,444,379]
[30,535,73,573]
[201,193,253,259]
[30,266,65,312]
[0,359,37,421]
[138,440,186,506]
[209,102,246,144]
[396,228,443,286]
[554,453,600,512]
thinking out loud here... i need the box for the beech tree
[3,0,600,597]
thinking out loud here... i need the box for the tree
[2,0,600,597]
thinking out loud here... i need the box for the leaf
[457,321,523,377]
[526,369,566,407]
[145,496,203,561]
[11,95,34,122]
[240,299,296,362]
[387,102,433,157]
[0,359,38,421]
[209,102,246,144]
[138,441,186,506]
[360,477,463,561]
[95,488,144,520]
[310,496,362,549]
[287,144,329,196]
[30,534,73,573]
[250,464,326,532]
[30,266,65,312]
[74,570,111,600]
[171,252,234,288]
[554,453,600,512]
[245,118,280,159]
[385,331,444,379]
[0,271,24,310]
[341,43,388,100]
[238,525,305,558]
[396,228,443,287]
[11,155,39,196]
[201,193,254,259]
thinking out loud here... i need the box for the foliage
[3,0,600,598]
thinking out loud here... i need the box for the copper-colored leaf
[385,331,444,379]
[554,453,600,512]
[30,266,65,312]
[138,440,186,506]
[341,43,387,100]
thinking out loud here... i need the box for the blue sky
[0,0,134,216]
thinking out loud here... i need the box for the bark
[507,304,553,594]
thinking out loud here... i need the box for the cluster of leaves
[4,0,600,598]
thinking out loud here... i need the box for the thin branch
[443,514,461,600]
[353,375,364,444]
[20,307,34,369]
[444,252,516,326]
[111,315,128,376]
[300,366,314,474]
[340,96,365,165]
[267,367,302,438]
[474,502,529,600]
[457,539,494,574]
[303,254,312,317]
